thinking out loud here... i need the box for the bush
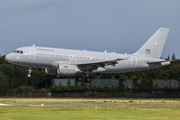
[40,88,47,92]
[17,86,34,93]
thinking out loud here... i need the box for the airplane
[5,28,170,83]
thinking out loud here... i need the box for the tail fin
[135,28,169,58]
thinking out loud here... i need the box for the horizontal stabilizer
[146,60,170,64]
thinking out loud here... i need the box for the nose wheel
[27,67,32,77]
[27,73,31,77]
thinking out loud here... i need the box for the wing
[72,58,124,71]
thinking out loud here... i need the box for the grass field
[0,105,180,120]
[1,98,180,104]
[1,98,180,120]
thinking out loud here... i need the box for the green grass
[0,105,180,120]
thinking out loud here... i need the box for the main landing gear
[76,71,92,83]
[27,67,32,77]
[75,76,92,83]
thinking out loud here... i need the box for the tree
[157,70,168,79]
[80,79,86,87]
[137,78,153,92]
[119,73,128,80]
[28,68,47,89]
[172,53,176,60]
[0,64,15,77]
[0,56,6,65]
[167,55,170,60]
[114,73,120,79]
[0,72,9,92]
[67,78,71,86]
[74,79,78,87]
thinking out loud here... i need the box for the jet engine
[57,64,81,76]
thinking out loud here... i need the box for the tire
[85,77,91,83]
[27,74,31,77]
[76,76,83,82]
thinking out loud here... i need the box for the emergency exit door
[131,57,137,68]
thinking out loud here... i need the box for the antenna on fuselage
[33,44,35,47]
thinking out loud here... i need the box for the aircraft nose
[5,54,12,62]
[5,54,9,61]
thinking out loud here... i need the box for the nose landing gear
[27,67,32,77]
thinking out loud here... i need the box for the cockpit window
[13,50,23,54]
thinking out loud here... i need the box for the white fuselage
[5,46,170,74]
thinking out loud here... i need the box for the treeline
[0,53,180,92]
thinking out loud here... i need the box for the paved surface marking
[8,103,180,106]
[0,103,11,106]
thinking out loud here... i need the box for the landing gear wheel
[27,73,31,77]
[85,77,91,83]
[76,76,83,82]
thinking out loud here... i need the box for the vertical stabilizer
[136,28,169,58]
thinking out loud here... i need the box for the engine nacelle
[45,68,58,75]
[57,64,81,76]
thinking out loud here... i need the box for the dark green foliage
[133,78,153,92]
[80,79,86,87]
[0,64,15,77]
[0,56,50,90]
[118,79,125,91]
[74,79,78,87]
[0,56,6,65]
[0,72,9,92]
[28,68,47,89]
[101,73,113,79]
[114,73,120,79]
[67,79,71,86]
[89,73,96,79]
[119,73,129,80]
[17,86,34,93]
